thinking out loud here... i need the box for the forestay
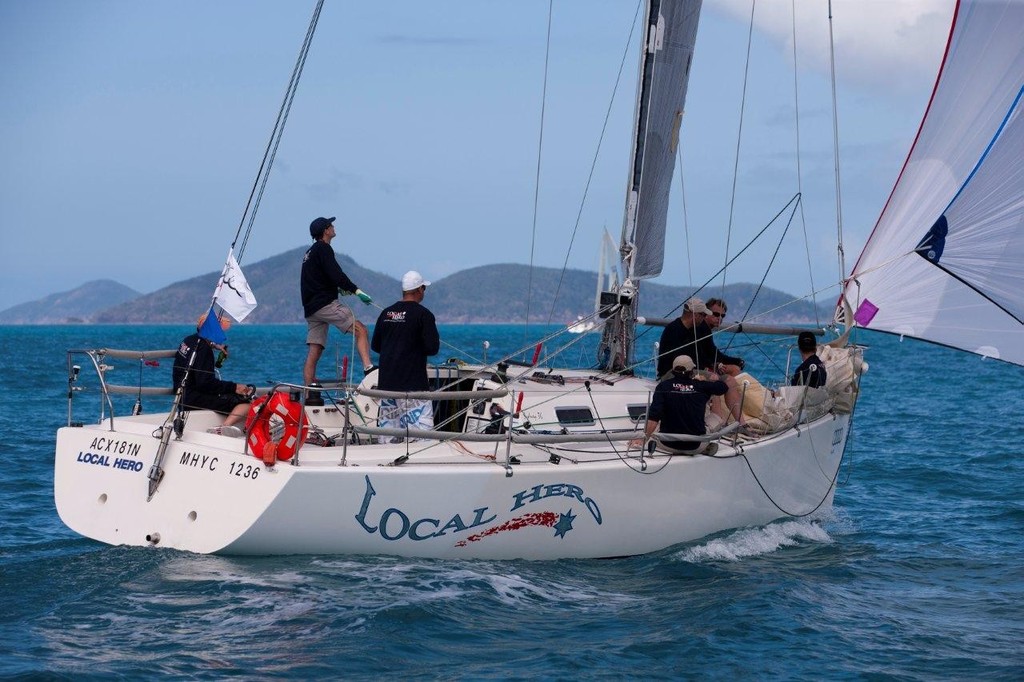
[842,0,1024,366]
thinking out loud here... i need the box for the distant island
[0,246,834,325]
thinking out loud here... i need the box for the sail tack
[844,0,1024,366]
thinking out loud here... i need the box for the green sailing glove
[355,289,373,305]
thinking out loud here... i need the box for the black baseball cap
[310,216,336,239]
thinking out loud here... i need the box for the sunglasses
[710,311,724,318]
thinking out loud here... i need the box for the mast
[598,0,703,372]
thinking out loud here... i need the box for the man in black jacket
[301,216,375,385]
[172,313,252,428]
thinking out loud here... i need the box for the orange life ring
[244,392,308,465]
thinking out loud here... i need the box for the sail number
[229,461,260,479]
[178,451,259,479]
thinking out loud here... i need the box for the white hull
[54,371,851,559]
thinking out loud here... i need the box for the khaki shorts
[705,409,726,432]
[654,438,708,455]
[306,301,355,347]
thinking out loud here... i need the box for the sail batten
[843,0,1024,367]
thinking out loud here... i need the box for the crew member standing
[371,270,440,435]
[657,297,711,379]
[300,216,375,385]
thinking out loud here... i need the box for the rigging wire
[646,192,804,326]
[232,0,324,263]
[546,0,644,324]
[737,196,802,325]
[707,446,841,519]
[791,0,820,328]
[827,0,848,292]
[523,0,555,346]
[678,146,693,289]
[720,0,758,294]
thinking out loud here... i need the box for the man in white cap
[371,271,441,437]
[632,354,728,455]
[656,296,711,379]
[657,296,748,426]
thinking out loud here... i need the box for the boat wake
[675,517,835,563]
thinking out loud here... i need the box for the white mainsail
[600,0,702,371]
[625,0,702,281]
[842,0,1024,366]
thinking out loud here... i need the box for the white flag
[213,250,258,322]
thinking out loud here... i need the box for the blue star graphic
[553,510,576,539]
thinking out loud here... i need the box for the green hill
[0,280,140,324]
[1,248,835,325]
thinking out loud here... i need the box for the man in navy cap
[791,331,827,388]
[301,216,375,385]
[172,311,253,433]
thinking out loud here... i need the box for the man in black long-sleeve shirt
[635,355,728,455]
[656,297,712,379]
[658,297,747,426]
[301,216,375,385]
[791,331,827,388]
[371,271,441,436]
[704,297,745,374]
[172,313,251,428]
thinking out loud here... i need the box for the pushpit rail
[66,348,176,430]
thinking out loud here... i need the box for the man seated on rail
[172,311,253,433]
[791,330,827,388]
[631,355,728,455]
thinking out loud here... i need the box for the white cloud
[712,0,956,92]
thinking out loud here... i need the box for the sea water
[1,324,1022,679]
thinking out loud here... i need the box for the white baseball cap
[401,270,431,291]
[672,355,696,372]
[684,297,711,315]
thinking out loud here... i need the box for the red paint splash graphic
[454,512,558,547]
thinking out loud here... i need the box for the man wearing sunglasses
[703,298,745,377]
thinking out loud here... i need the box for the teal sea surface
[1,324,1022,679]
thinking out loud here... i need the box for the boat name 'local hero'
[355,475,603,542]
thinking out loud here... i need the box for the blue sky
[0,0,955,313]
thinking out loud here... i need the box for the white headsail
[842,0,1024,366]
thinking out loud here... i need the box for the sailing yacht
[53,0,1020,559]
